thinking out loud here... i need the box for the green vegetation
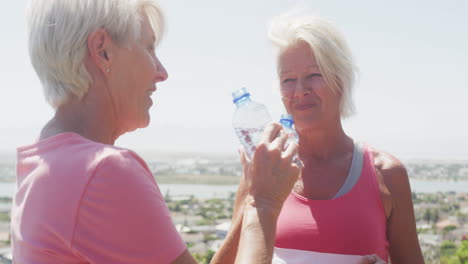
[422,208,440,224]
[438,240,468,264]
[439,239,468,264]
[444,225,458,233]
[193,249,215,264]
[441,241,459,257]
[0,197,12,203]
[457,239,468,264]
[0,213,9,222]
[415,192,468,264]
[156,174,240,185]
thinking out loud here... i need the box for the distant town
[0,154,467,263]
[1,153,467,183]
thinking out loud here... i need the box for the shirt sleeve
[70,150,186,263]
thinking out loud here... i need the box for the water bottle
[232,87,272,159]
[279,114,301,166]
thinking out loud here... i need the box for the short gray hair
[268,13,357,119]
[27,0,165,108]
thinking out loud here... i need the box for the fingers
[239,147,251,164]
[359,255,385,264]
[283,142,303,168]
[269,130,288,151]
[282,141,298,160]
[259,122,282,144]
[256,122,301,168]
[359,255,373,264]
[239,147,252,185]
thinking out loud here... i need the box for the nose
[154,56,168,83]
[293,80,311,98]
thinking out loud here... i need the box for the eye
[282,78,296,84]
[307,73,322,79]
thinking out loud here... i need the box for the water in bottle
[279,113,301,166]
[232,87,272,159]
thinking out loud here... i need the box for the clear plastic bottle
[279,113,301,165]
[232,87,272,159]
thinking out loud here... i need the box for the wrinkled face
[278,41,341,131]
[109,14,168,133]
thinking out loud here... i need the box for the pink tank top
[274,145,389,263]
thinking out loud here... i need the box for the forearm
[210,207,243,264]
[235,203,279,264]
[211,180,248,264]
[232,180,248,222]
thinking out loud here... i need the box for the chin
[294,116,322,131]
[138,116,151,129]
[126,116,151,132]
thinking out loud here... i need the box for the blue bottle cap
[232,87,251,103]
[280,114,294,128]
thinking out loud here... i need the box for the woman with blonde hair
[267,14,424,263]
[12,1,301,263]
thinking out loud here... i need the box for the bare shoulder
[371,150,425,263]
[373,150,408,185]
[371,148,414,219]
[373,149,406,175]
[371,149,411,195]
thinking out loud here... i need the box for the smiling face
[108,13,168,133]
[278,40,341,131]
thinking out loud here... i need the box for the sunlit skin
[278,40,341,133]
[276,40,424,263]
[278,41,354,202]
[37,13,303,264]
[105,14,168,133]
[39,14,168,144]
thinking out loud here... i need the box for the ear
[87,28,115,75]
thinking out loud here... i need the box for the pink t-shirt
[12,133,186,263]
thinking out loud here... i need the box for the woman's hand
[243,122,302,214]
[359,254,387,264]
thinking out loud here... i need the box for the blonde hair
[268,13,357,119]
[27,0,165,108]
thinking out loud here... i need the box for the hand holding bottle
[241,122,301,214]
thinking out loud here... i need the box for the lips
[146,89,155,107]
[294,103,316,111]
[147,94,153,106]
[147,88,156,96]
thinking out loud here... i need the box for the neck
[40,90,122,145]
[297,120,353,161]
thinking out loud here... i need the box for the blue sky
[0,0,467,159]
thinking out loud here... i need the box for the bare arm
[210,152,248,264]
[172,182,247,264]
[235,202,280,264]
[375,152,424,264]
[175,123,300,264]
[174,159,248,264]
[234,123,301,264]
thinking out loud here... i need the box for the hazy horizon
[1,0,467,159]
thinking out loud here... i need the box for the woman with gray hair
[11,0,302,263]
[264,14,424,263]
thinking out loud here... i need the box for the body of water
[0,182,239,200]
[2,180,468,199]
